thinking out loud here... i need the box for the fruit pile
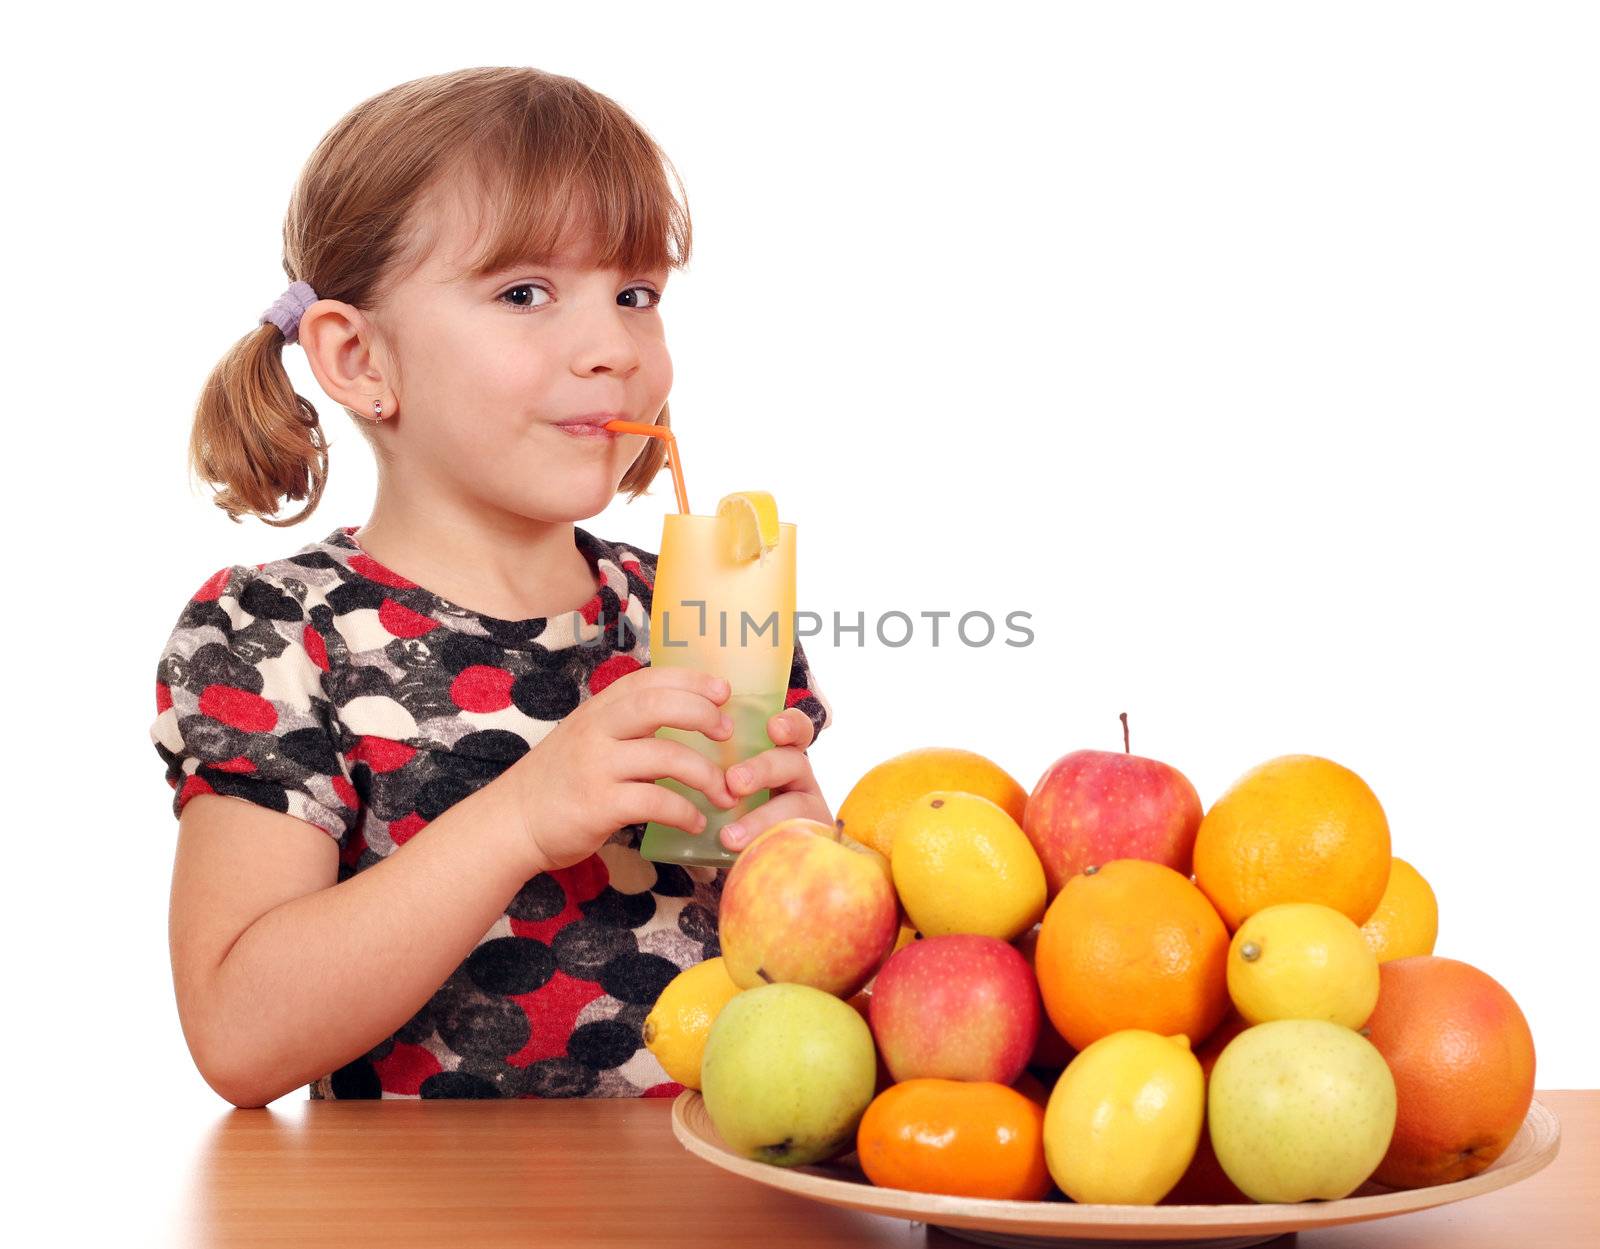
[644,741,1537,1206]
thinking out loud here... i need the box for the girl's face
[353,184,673,525]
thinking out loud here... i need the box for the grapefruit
[1364,956,1536,1188]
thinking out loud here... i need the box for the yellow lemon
[838,747,1028,858]
[715,490,781,563]
[1359,857,1439,962]
[1043,1030,1204,1204]
[642,956,744,1089]
[890,790,1046,941]
[1227,903,1380,1029]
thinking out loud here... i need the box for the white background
[5,1,1595,1237]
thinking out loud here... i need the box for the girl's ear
[299,300,393,417]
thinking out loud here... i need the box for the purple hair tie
[260,280,318,345]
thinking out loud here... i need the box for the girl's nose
[570,306,644,377]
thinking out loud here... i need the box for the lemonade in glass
[638,493,796,867]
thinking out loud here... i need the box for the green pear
[701,982,878,1167]
[1208,1019,1397,1202]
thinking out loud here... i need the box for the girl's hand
[718,706,833,852]
[506,666,740,873]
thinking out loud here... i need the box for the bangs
[444,94,690,281]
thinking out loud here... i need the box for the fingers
[617,737,737,809]
[630,666,730,701]
[607,684,734,743]
[767,707,815,750]
[725,743,821,803]
[720,790,834,852]
[619,782,708,837]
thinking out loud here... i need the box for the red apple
[868,933,1040,1084]
[718,817,899,998]
[1023,723,1203,897]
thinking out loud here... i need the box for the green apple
[701,982,878,1167]
[1208,1019,1397,1202]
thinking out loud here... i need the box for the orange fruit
[1034,859,1231,1051]
[1193,754,1391,930]
[1364,956,1536,1188]
[1360,857,1439,962]
[856,1078,1051,1200]
[837,747,1027,857]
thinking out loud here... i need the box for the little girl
[149,67,833,1105]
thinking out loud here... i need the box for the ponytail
[189,319,328,527]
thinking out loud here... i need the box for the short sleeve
[786,634,833,749]
[149,564,359,842]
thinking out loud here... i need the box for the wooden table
[108,1090,1594,1247]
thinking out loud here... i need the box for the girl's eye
[619,285,663,310]
[500,283,552,310]
[498,283,663,312]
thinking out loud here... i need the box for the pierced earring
[372,400,383,421]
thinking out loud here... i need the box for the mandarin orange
[856,1078,1051,1200]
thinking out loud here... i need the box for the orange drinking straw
[604,420,690,514]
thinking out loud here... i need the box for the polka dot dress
[149,524,832,1099]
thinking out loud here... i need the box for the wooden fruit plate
[671,1091,1560,1247]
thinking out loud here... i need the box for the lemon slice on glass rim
[715,490,781,564]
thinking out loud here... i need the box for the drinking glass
[638,513,796,867]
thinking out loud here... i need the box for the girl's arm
[170,775,542,1108]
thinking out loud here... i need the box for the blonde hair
[191,67,692,526]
